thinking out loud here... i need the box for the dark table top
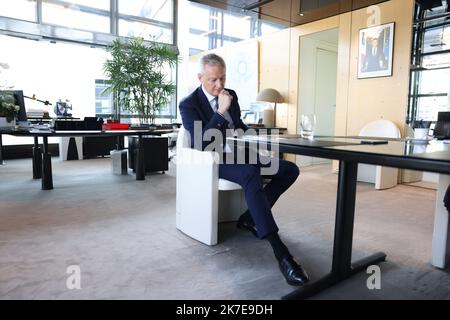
[228,135,450,174]
[0,128,174,137]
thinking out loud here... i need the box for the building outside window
[176,0,287,118]
[0,0,177,129]
[0,0,37,22]
[118,0,174,44]
[408,1,450,124]
[185,1,285,56]
[41,0,110,34]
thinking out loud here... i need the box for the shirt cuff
[216,111,227,119]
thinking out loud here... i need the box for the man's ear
[197,73,202,82]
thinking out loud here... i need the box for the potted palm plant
[103,37,179,126]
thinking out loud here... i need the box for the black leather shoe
[236,214,258,237]
[278,256,310,286]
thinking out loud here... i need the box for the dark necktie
[212,97,218,112]
[212,96,234,129]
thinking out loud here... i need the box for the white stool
[59,137,83,161]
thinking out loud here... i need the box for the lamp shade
[256,88,284,103]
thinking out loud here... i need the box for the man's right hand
[217,89,233,114]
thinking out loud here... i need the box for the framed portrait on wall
[357,22,395,79]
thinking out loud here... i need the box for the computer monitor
[0,90,27,124]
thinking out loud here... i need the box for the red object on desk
[102,123,130,130]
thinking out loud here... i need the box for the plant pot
[0,117,15,129]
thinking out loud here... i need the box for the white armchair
[357,119,401,190]
[175,127,246,245]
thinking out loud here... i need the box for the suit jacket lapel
[195,86,214,123]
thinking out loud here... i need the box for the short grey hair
[199,53,226,75]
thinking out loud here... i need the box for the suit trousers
[218,158,300,239]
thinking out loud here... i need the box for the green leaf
[103,37,180,123]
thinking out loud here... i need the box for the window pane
[423,25,450,54]
[260,21,283,36]
[118,19,172,44]
[119,0,173,24]
[188,3,211,31]
[95,80,113,115]
[185,0,285,55]
[61,0,109,11]
[423,52,450,69]
[420,69,450,94]
[42,0,110,33]
[223,13,249,40]
[0,0,37,22]
[416,96,449,121]
[188,32,209,52]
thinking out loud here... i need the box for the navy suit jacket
[179,86,248,150]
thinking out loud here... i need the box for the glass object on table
[300,114,316,139]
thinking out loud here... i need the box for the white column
[431,174,450,268]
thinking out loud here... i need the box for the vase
[0,117,15,129]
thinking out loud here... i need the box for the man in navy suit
[364,37,387,72]
[179,53,309,286]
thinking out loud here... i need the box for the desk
[228,135,450,299]
[246,126,287,134]
[0,128,172,190]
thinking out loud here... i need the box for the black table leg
[282,160,386,300]
[41,136,53,190]
[135,135,145,180]
[32,136,42,179]
[0,134,4,165]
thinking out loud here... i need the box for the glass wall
[185,1,285,55]
[176,0,287,120]
[41,0,110,34]
[0,34,108,145]
[0,0,177,138]
[408,1,450,123]
[0,0,37,22]
[118,0,174,43]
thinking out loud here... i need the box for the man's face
[198,64,226,97]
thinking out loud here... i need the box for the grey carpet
[0,157,449,299]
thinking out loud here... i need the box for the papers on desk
[30,124,51,130]
[29,129,52,133]
[26,109,46,118]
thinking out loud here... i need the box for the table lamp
[256,88,284,127]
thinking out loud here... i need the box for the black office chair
[433,112,450,139]
[444,184,450,214]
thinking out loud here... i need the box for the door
[312,48,337,165]
[296,29,338,167]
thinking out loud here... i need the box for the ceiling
[189,0,390,26]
